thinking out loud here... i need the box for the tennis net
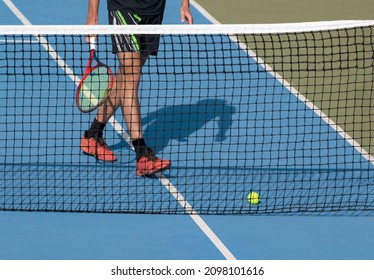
[0,21,373,215]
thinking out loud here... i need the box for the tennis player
[81,0,193,176]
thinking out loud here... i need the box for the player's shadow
[140,98,236,153]
[110,98,236,154]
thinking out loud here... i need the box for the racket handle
[89,36,96,51]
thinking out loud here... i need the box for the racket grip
[89,36,96,51]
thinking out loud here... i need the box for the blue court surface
[0,0,373,260]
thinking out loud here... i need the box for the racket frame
[75,37,114,113]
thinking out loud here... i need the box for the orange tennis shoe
[80,135,117,162]
[136,153,171,176]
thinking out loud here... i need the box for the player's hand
[85,18,98,44]
[180,3,193,24]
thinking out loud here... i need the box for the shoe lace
[96,137,109,149]
[145,152,157,161]
[138,147,157,162]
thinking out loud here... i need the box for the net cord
[1,20,374,35]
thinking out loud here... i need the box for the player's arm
[86,0,100,25]
[86,0,100,43]
[180,0,193,24]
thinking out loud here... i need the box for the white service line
[3,0,236,260]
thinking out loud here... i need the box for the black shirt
[107,0,166,15]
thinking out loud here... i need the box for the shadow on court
[142,98,236,152]
[109,98,236,153]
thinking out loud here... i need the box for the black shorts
[108,10,163,56]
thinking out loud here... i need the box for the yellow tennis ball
[248,191,260,205]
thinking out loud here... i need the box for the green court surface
[243,29,373,156]
[197,0,374,157]
[195,0,374,23]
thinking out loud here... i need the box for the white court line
[190,0,374,166]
[2,0,129,143]
[3,0,236,260]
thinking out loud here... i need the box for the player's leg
[115,51,171,176]
[80,93,119,162]
[116,51,145,141]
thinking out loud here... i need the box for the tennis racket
[76,37,114,113]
